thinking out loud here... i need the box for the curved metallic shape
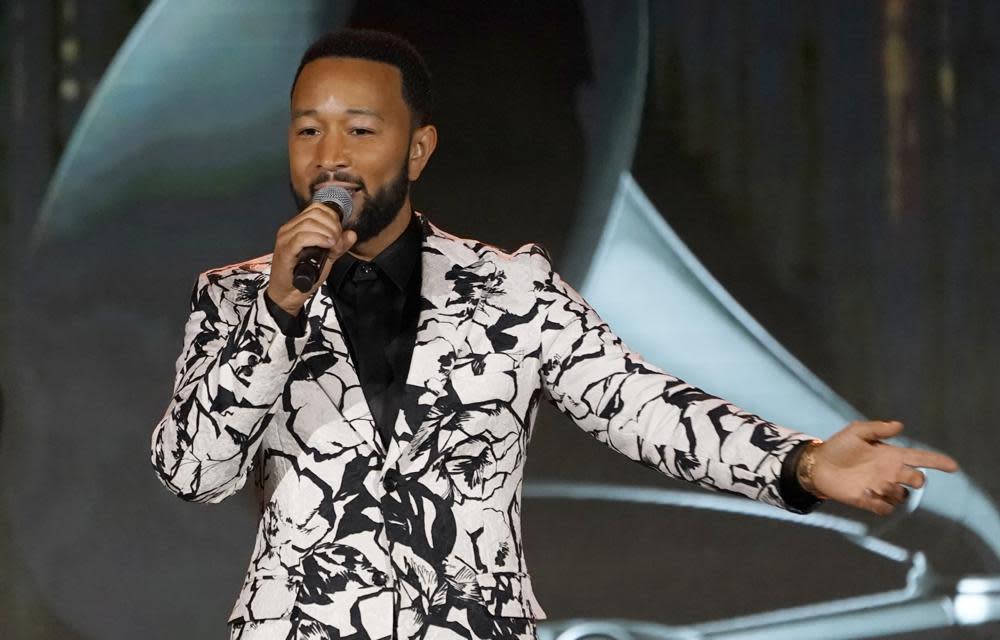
[559,0,649,283]
[32,0,346,246]
[527,482,1000,638]
[524,481,910,562]
[552,622,639,640]
[576,172,1000,561]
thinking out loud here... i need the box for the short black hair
[292,29,433,127]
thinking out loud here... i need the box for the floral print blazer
[151,215,812,640]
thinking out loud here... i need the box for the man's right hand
[266,202,357,315]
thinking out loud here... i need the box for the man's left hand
[811,420,959,515]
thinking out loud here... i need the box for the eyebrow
[346,107,385,121]
[291,107,385,121]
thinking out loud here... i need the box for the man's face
[288,57,417,242]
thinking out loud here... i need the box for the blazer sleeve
[529,246,816,510]
[150,268,308,503]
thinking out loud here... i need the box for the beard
[292,159,410,244]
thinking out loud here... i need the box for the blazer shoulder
[509,242,553,267]
[193,254,274,308]
[203,253,274,277]
[424,220,553,273]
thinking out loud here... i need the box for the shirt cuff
[779,439,825,514]
[264,293,307,338]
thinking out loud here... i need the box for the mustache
[309,171,366,195]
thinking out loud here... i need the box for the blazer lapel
[383,220,496,472]
[301,284,383,457]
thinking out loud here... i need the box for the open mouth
[313,182,363,196]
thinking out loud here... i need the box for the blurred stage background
[1,1,998,639]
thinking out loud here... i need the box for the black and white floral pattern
[151,216,813,640]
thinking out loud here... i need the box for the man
[151,29,958,640]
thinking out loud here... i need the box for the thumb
[853,420,904,442]
[335,229,358,256]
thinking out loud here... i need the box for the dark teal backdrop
[1,2,997,639]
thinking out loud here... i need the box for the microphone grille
[312,185,355,222]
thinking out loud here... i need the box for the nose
[316,130,349,170]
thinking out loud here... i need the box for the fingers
[861,488,897,516]
[860,456,947,516]
[285,202,343,231]
[297,201,343,226]
[268,203,352,310]
[285,231,337,256]
[274,203,356,276]
[282,218,339,245]
[333,229,358,256]
[896,465,926,489]
[901,448,959,473]
[862,483,910,515]
[861,465,928,516]
[877,482,909,505]
[849,420,959,473]
[861,447,942,516]
[314,230,356,284]
[278,204,343,252]
[829,420,959,517]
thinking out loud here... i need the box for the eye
[296,127,320,137]
[350,128,375,136]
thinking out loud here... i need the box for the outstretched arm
[530,246,815,510]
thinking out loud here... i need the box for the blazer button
[382,476,398,492]
[372,571,388,587]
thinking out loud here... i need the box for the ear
[406,124,438,181]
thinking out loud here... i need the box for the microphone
[292,185,355,293]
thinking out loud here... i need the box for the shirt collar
[328,212,423,293]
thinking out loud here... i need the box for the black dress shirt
[265,214,423,449]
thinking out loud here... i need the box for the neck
[349,201,413,261]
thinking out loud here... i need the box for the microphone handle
[292,246,328,293]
